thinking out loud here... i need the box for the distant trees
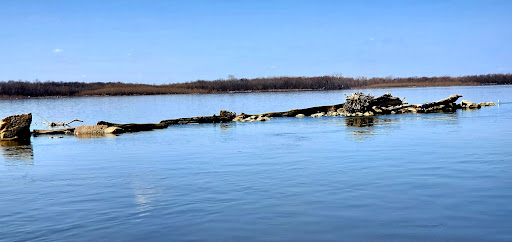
[0,74,511,98]
[171,74,512,92]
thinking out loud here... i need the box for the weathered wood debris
[45,119,83,127]
[1,92,497,140]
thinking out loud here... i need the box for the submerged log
[260,104,344,118]
[97,121,167,132]
[32,127,74,135]
[98,110,237,133]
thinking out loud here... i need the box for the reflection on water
[425,112,458,121]
[0,139,34,165]
[132,181,160,220]
[343,112,460,142]
[344,117,399,142]
[345,117,378,127]
[218,123,234,131]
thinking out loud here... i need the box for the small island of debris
[0,92,496,140]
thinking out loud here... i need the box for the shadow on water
[217,123,234,131]
[342,112,460,142]
[0,139,34,165]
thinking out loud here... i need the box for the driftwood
[160,110,236,126]
[95,110,238,133]
[370,93,403,108]
[382,104,415,112]
[45,119,84,127]
[343,92,376,113]
[259,104,344,117]
[420,94,462,109]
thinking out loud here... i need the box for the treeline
[171,74,512,92]
[0,81,209,97]
[1,74,511,98]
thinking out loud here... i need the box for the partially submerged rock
[480,102,496,106]
[256,116,271,122]
[0,113,32,140]
[72,125,125,136]
[105,127,124,134]
[232,113,271,122]
[326,111,339,116]
[460,100,481,109]
[74,125,109,135]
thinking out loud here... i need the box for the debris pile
[342,92,377,114]
[3,92,499,139]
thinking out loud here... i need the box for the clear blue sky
[1,0,511,84]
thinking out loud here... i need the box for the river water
[1,85,511,241]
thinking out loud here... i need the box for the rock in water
[105,127,124,134]
[460,100,481,109]
[311,112,325,118]
[74,125,108,135]
[0,113,32,140]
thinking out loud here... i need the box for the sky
[1,0,512,84]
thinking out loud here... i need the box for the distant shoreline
[0,83,507,100]
[0,74,510,99]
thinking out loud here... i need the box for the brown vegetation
[1,74,511,98]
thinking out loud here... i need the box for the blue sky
[1,0,511,84]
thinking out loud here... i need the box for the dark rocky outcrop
[0,113,32,140]
[255,104,344,118]
[159,110,236,126]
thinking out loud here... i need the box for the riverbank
[0,82,507,100]
[0,74,510,99]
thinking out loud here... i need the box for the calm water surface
[1,86,511,241]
